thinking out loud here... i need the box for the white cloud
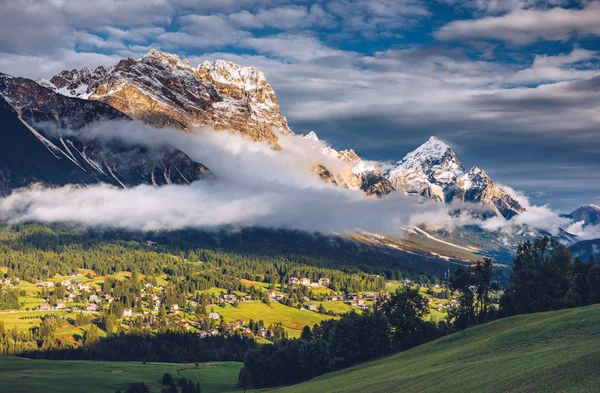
[327,0,430,38]
[0,121,421,234]
[229,4,336,30]
[508,48,599,84]
[440,0,569,15]
[238,33,351,61]
[1,120,594,241]
[435,2,600,44]
[157,14,251,49]
[102,27,166,44]
[0,49,123,79]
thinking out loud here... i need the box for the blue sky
[1,0,599,212]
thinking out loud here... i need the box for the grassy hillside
[0,358,242,393]
[270,305,600,393]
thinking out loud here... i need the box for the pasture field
[319,300,353,314]
[0,310,71,331]
[270,304,600,393]
[0,357,242,393]
[215,301,337,338]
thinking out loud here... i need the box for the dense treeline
[0,288,19,309]
[5,223,598,391]
[0,224,452,283]
[0,225,399,294]
[238,286,448,389]
[500,237,600,315]
[9,328,256,363]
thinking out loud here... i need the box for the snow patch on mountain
[303,131,378,176]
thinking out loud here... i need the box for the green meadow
[0,358,242,393]
[215,301,336,338]
[269,304,600,393]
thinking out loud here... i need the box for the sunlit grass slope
[271,305,600,393]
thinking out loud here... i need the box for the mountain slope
[0,73,206,192]
[565,204,600,226]
[13,51,526,213]
[272,305,600,393]
[569,238,600,260]
[0,95,94,193]
[385,137,524,219]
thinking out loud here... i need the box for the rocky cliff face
[44,49,291,147]
[385,137,524,219]
[0,73,206,192]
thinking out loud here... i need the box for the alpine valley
[0,49,598,268]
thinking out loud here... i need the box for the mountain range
[0,49,598,261]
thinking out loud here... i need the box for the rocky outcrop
[311,164,338,185]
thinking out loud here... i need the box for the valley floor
[267,305,600,393]
[0,357,242,393]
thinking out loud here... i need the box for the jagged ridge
[45,49,291,146]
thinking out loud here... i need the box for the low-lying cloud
[0,121,420,233]
[1,120,599,243]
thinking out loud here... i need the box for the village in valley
[0,268,457,344]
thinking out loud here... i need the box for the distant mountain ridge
[564,204,600,226]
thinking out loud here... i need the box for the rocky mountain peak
[384,137,524,218]
[40,49,291,144]
[141,48,192,70]
[384,137,464,201]
[195,58,290,135]
[396,136,464,175]
[304,131,319,142]
[48,65,114,99]
[303,131,394,197]
[567,204,600,226]
[197,59,267,91]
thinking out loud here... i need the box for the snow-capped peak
[303,131,379,178]
[304,131,320,142]
[400,136,461,170]
[197,59,267,92]
[384,136,524,218]
[456,166,490,191]
[386,136,464,182]
[567,204,600,226]
[35,78,56,90]
[141,48,192,71]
